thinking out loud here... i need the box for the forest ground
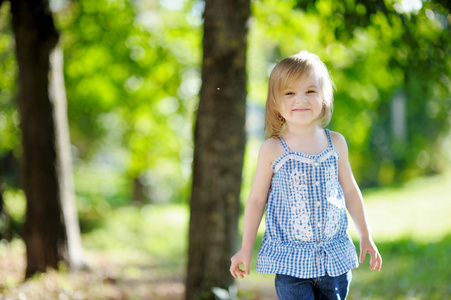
[1,172,451,300]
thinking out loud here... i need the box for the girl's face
[279,73,323,128]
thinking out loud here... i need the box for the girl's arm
[229,139,278,278]
[332,132,382,272]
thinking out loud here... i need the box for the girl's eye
[285,92,294,96]
[307,90,317,94]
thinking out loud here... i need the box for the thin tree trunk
[10,0,82,277]
[50,47,83,270]
[186,0,250,299]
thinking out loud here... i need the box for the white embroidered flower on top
[325,165,343,207]
[324,165,345,238]
[289,169,313,242]
[290,170,308,195]
[324,204,342,238]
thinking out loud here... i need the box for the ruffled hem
[256,235,359,278]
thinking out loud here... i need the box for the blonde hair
[264,51,335,138]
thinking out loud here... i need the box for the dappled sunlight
[0,240,186,300]
[0,239,25,292]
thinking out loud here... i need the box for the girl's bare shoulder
[329,130,348,153]
[259,137,285,164]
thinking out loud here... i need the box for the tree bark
[10,0,82,277]
[186,0,250,299]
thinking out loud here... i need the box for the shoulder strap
[277,137,290,152]
[325,129,334,149]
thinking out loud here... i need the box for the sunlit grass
[82,204,189,275]
[347,172,451,300]
[349,171,451,242]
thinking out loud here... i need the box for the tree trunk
[186,0,250,299]
[132,177,147,203]
[10,0,83,277]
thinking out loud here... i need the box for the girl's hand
[359,237,382,272]
[230,249,252,278]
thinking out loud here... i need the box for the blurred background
[0,0,450,299]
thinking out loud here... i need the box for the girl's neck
[283,123,322,138]
[281,124,328,155]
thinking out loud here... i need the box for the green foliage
[0,0,450,217]
[249,0,451,187]
[0,1,20,157]
[73,164,130,232]
[54,0,201,203]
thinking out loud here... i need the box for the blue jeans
[275,271,352,300]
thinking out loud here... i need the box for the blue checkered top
[256,129,359,278]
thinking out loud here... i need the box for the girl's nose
[295,96,306,103]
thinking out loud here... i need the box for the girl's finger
[376,253,382,271]
[229,265,239,278]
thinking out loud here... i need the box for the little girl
[230,51,382,299]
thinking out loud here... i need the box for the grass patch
[349,235,451,300]
[82,204,189,275]
[350,171,451,242]
[0,205,189,299]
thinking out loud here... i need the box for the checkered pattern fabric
[256,129,359,278]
